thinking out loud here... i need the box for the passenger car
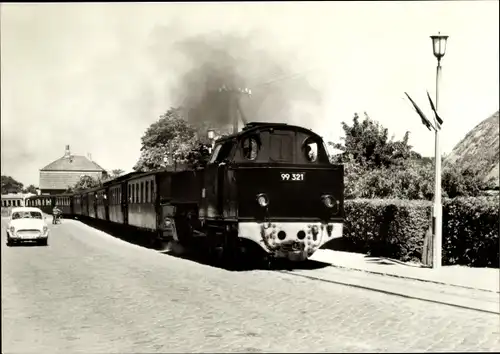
[6,207,49,246]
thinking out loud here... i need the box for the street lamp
[404,32,448,269]
[207,129,216,154]
[430,32,448,269]
[207,129,215,141]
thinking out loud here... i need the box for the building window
[140,182,144,204]
[145,181,149,203]
[151,181,155,202]
[135,184,139,204]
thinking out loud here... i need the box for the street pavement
[2,217,499,353]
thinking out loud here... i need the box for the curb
[323,263,499,294]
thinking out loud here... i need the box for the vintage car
[6,207,49,246]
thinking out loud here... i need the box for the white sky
[1,1,499,186]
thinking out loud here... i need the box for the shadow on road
[72,217,331,272]
[6,242,47,248]
[160,247,331,272]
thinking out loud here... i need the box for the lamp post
[207,128,216,153]
[430,32,448,269]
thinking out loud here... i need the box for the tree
[110,169,125,178]
[72,175,101,192]
[1,175,24,194]
[102,169,126,182]
[332,112,420,169]
[22,184,38,194]
[133,107,204,172]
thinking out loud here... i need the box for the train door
[204,140,234,218]
[104,188,110,221]
[122,182,128,225]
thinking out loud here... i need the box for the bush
[344,159,492,201]
[325,197,499,267]
[442,196,499,267]
[335,199,431,262]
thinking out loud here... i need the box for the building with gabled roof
[39,145,107,195]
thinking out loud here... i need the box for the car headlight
[43,226,48,234]
[9,226,15,234]
[256,193,269,207]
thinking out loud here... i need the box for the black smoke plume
[148,27,325,135]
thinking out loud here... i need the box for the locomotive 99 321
[27,122,344,266]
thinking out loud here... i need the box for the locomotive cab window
[209,141,234,164]
[241,136,260,161]
[303,138,318,163]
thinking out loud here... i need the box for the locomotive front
[203,123,344,262]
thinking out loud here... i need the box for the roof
[11,207,42,213]
[39,171,103,190]
[41,155,105,172]
[215,122,321,144]
[1,193,35,199]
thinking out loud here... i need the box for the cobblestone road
[2,218,499,353]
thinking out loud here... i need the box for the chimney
[64,145,71,158]
[87,153,92,161]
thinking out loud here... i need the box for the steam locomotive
[26,122,344,265]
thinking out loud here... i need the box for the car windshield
[12,211,43,220]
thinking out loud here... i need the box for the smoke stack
[64,145,71,158]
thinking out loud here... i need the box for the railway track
[274,266,500,315]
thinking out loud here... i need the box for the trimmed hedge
[323,197,499,267]
[442,197,499,267]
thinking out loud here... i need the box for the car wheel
[6,238,14,247]
[39,239,48,246]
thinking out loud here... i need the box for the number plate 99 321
[280,172,305,181]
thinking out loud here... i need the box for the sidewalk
[310,249,499,293]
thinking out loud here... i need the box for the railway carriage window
[128,184,132,203]
[150,182,155,203]
[241,136,260,160]
[135,184,139,204]
[302,139,318,162]
[145,181,149,203]
[140,182,144,204]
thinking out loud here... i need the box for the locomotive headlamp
[207,129,215,140]
[256,193,269,207]
[321,195,335,208]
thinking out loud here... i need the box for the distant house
[39,145,107,195]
